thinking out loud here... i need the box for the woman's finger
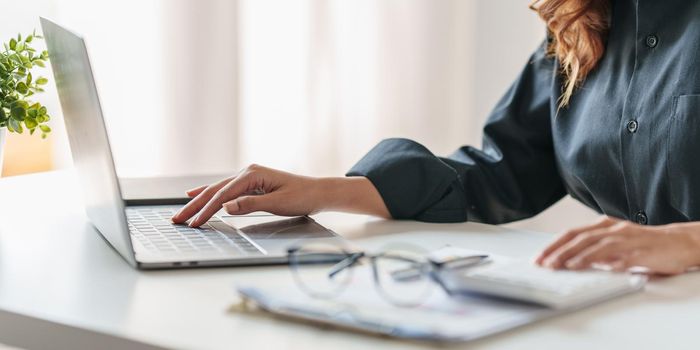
[536,216,619,264]
[223,192,282,216]
[185,185,208,198]
[188,172,259,227]
[564,236,638,270]
[542,222,635,269]
[171,176,235,223]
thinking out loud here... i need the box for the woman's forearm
[314,177,391,218]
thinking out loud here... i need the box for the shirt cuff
[346,138,466,221]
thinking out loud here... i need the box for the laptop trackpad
[221,214,337,241]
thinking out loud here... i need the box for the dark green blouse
[348,0,699,225]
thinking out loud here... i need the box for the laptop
[40,17,348,269]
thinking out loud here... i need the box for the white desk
[0,171,698,350]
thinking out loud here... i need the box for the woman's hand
[535,216,700,275]
[171,164,390,227]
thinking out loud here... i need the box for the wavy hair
[530,0,611,107]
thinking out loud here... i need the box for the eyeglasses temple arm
[327,252,365,279]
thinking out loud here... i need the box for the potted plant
[0,30,51,176]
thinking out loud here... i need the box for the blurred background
[0,0,598,233]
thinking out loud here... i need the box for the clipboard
[232,267,558,344]
[230,249,645,343]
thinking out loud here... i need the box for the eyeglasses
[287,242,489,307]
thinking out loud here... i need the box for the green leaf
[0,107,5,120]
[39,106,47,115]
[33,60,45,68]
[9,38,16,50]
[36,77,48,85]
[27,108,37,118]
[17,33,21,42]
[25,35,33,43]
[39,124,51,133]
[8,117,22,133]
[41,50,49,58]
[16,42,25,52]
[16,82,28,94]
[14,100,28,109]
[10,105,25,120]
[24,118,37,129]
[26,72,32,85]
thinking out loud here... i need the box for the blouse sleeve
[346,41,566,224]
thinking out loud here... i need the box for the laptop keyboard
[126,207,262,255]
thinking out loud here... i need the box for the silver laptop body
[40,17,346,269]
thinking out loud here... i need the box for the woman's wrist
[681,224,700,268]
[662,222,700,269]
[313,176,391,218]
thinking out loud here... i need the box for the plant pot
[0,127,5,177]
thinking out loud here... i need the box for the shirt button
[646,35,658,48]
[635,211,648,225]
[626,120,638,133]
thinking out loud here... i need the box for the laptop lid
[41,17,137,267]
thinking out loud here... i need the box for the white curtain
[45,0,239,176]
[238,0,480,176]
[30,0,546,177]
[3,0,599,232]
